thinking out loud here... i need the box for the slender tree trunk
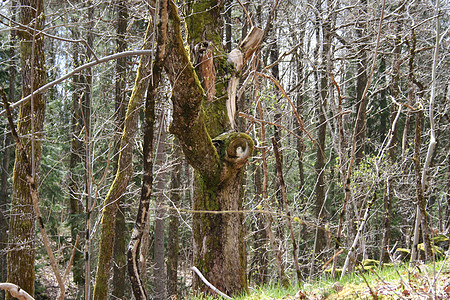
[256,98,287,287]
[112,0,129,298]
[407,29,432,262]
[6,0,46,297]
[269,23,289,281]
[352,1,368,266]
[445,157,450,230]
[270,24,283,210]
[272,138,301,284]
[411,110,433,261]
[127,78,157,300]
[153,108,167,300]
[354,26,368,164]
[0,129,10,300]
[379,59,393,265]
[379,175,392,264]
[250,157,268,286]
[0,4,16,297]
[82,3,95,298]
[127,2,168,298]
[68,22,85,294]
[166,142,181,299]
[92,23,153,299]
[311,11,330,276]
[224,0,232,53]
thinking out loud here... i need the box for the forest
[0,0,449,299]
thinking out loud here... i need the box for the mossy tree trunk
[92,23,153,300]
[112,0,129,298]
[6,0,46,297]
[164,1,258,296]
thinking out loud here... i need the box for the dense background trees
[0,0,448,299]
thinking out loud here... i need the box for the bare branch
[0,50,153,117]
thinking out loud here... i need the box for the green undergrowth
[191,258,450,299]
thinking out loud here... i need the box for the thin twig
[235,0,253,27]
[262,0,280,40]
[240,112,303,141]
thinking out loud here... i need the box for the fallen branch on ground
[0,283,35,300]
[191,266,232,300]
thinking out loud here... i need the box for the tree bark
[249,159,268,286]
[354,0,368,165]
[83,3,94,297]
[127,77,157,300]
[7,0,46,297]
[272,137,301,284]
[127,1,168,298]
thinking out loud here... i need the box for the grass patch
[190,258,450,299]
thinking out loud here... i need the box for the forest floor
[237,257,450,300]
[34,257,450,299]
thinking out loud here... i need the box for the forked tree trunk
[164,1,260,296]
